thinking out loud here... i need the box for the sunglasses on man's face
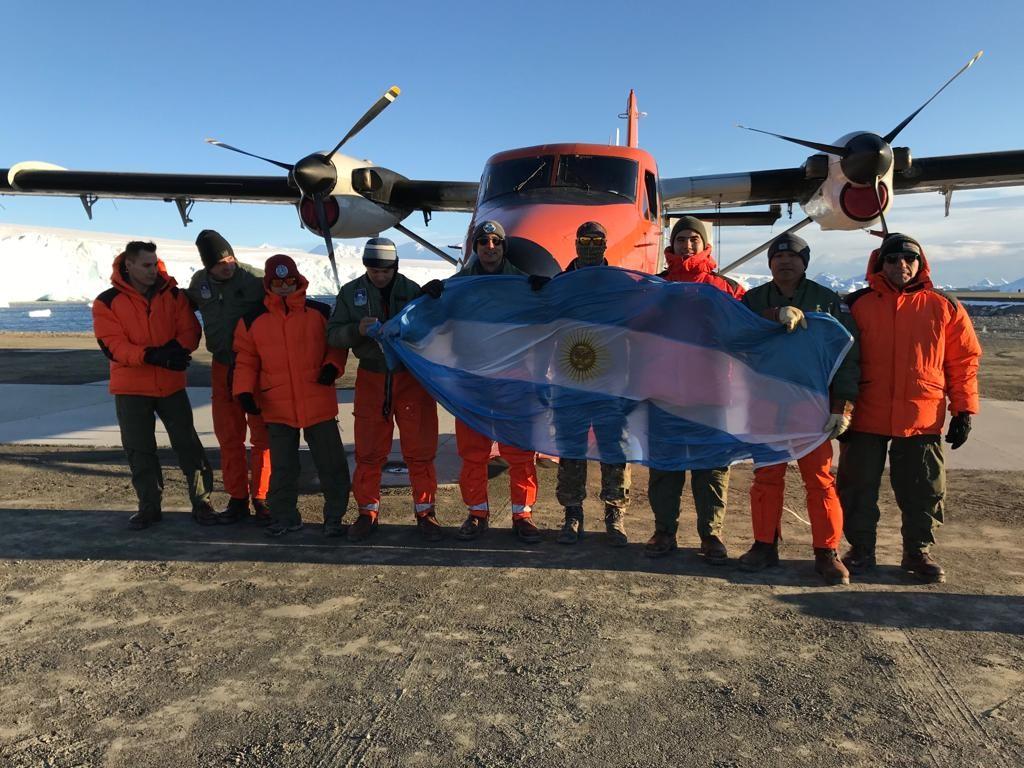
[270,276,298,287]
[883,253,919,265]
[577,236,606,245]
[476,236,503,246]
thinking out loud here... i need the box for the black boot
[129,510,161,530]
[841,544,877,572]
[604,505,628,548]
[218,497,251,524]
[738,540,779,572]
[557,506,584,545]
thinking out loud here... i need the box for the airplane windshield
[480,155,555,202]
[555,155,637,201]
[480,154,639,204]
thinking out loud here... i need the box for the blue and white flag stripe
[376,267,853,470]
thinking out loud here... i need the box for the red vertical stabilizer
[626,90,639,148]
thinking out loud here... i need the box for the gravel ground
[1,449,1022,768]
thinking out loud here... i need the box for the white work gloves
[824,413,851,439]
[777,306,807,332]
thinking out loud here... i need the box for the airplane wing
[0,166,479,212]
[0,168,296,203]
[660,150,1024,211]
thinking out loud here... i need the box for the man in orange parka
[232,255,351,537]
[93,240,216,529]
[645,216,746,563]
[838,233,981,583]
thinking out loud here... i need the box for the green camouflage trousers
[556,459,631,511]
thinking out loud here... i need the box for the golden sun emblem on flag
[559,330,607,382]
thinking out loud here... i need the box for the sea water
[0,298,340,333]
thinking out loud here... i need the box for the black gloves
[144,343,191,371]
[237,392,261,415]
[317,363,340,385]
[945,413,972,450]
[420,279,444,299]
[528,274,552,292]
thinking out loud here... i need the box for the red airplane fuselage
[464,143,663,276]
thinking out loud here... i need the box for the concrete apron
[0,384,1020,475]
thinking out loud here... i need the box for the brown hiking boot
[738,540,779,572]
[513,515,542,544]
[699,535,729,565]
[841,544,876,572]
[604,506,628,548]
[814,548,851,585]
[347,514,378,543]
[456,514,488,541]
[901,550,946,584]
[416,513,444,542]
[644,530,678,558]
[557,506,584,545]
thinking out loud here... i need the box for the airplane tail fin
[626,90,639,148]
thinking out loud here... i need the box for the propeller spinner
[739,52,983,232]
[206,85,402,288]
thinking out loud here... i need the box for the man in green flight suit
[185,229,271,525]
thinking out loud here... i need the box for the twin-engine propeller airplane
[4,52,1024,285]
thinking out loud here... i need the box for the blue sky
[3,1,1024,284]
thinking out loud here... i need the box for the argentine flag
[375,268,853,470]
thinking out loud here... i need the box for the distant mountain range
[1,223,1022,303]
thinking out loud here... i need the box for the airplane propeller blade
[327,86,401,160]
[736,125,847,156]
[873,181,889,239]
[883,50,983,144]
[204,138,293,171]
[313,197,341,290]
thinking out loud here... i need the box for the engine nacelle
[800,132,895,231]
[294,151,405,238]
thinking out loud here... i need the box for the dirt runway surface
[1,447,1023,767]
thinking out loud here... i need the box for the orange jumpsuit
[742,276,859,550]
[211,360,270,501]
[353,369,438,516]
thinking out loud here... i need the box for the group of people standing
[92,213,981,586]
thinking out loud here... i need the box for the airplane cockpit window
[555,155,638,202]
[480,155,555,202]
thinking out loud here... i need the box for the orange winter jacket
[662,246,746,299]
[232,280,348,429]
[846,247,981,437]
[92,254,201,397]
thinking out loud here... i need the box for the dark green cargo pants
[648,466,730,538]
[115,389,213,516]
[837,431,945,553]
[267,419,351,526]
